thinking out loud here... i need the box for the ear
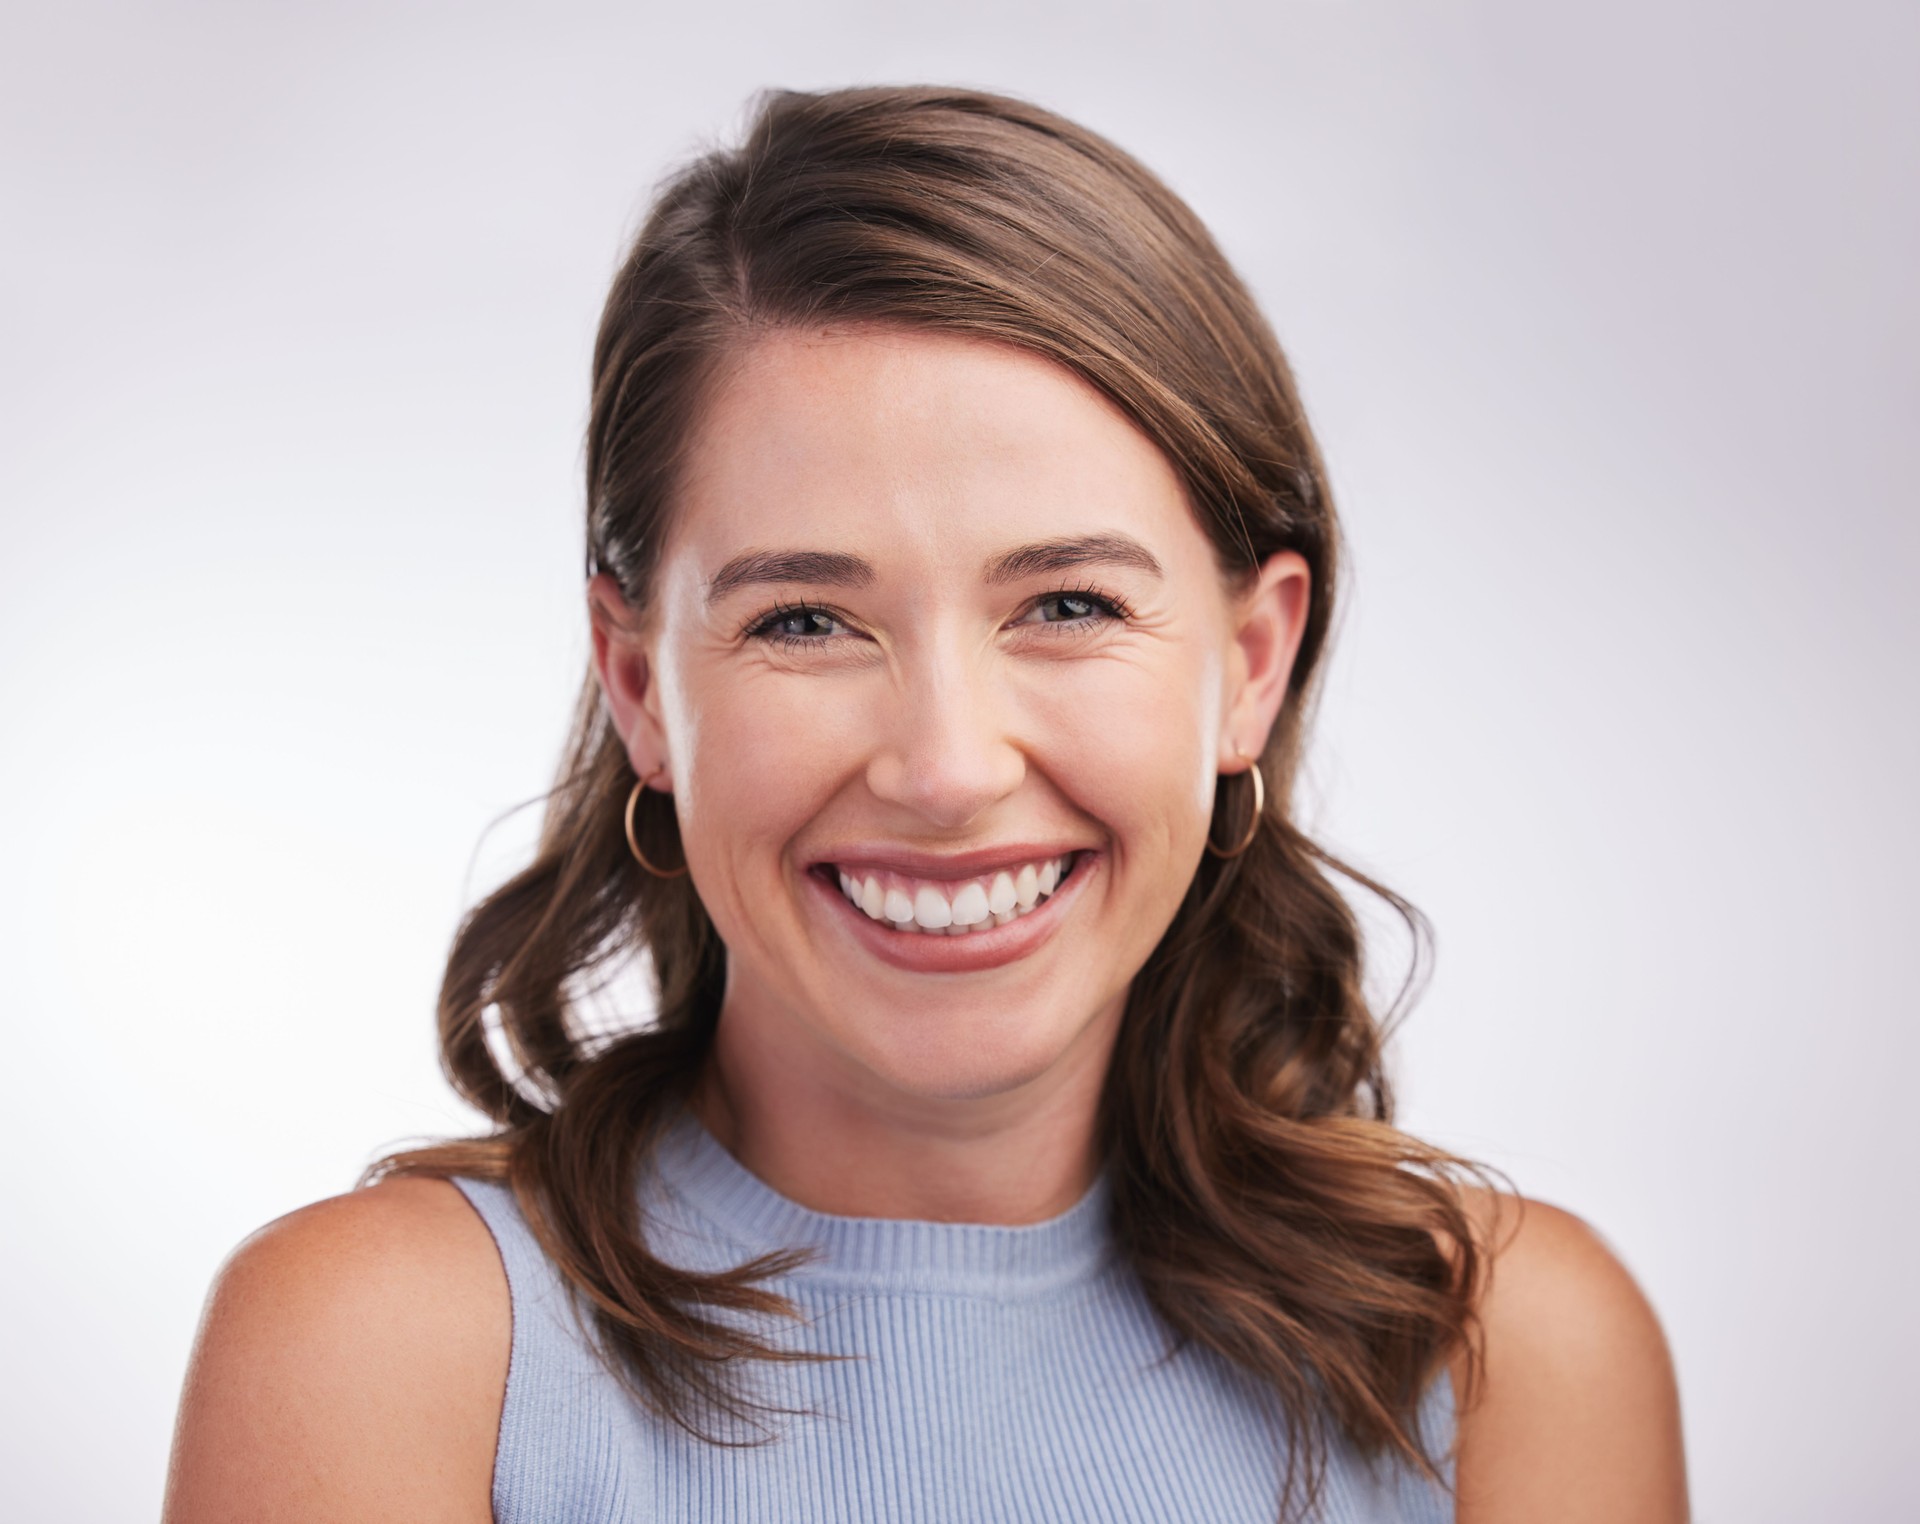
[1220,550,1312,768]
[587,572,674,790]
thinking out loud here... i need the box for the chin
[844,1007,1098,1105]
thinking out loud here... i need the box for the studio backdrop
[3,3,1915,1520]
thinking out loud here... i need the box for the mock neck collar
[648,1107,1115,1297]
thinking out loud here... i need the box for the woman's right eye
[745,603,849,644]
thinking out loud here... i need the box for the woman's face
[593,327,1306,1116]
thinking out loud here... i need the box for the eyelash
[742,584,1136,650]
[1023,583,1137,628]
[744,600,849,651]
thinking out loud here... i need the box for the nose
[864,646,1026,831]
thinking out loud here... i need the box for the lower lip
[805,853,1098,974]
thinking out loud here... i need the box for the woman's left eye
[1015,590,1131,628]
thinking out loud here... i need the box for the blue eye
[744,602,849,646]
[1037,593,1108,622]
[1019,588,1132,627]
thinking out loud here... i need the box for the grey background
[4,2,1914,1518]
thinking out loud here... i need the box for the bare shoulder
[163,1175,509,1524]
[1448,1188,1688,1523]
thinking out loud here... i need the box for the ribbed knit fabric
[453,1110,1455,1523]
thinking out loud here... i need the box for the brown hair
[376,84,1488,1518]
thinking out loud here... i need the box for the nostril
[860,732,1030,830]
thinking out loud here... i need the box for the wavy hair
[376,84,1489,1520]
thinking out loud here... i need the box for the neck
[688,1000,1122,1226]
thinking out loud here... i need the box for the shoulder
[1447,1189,1688,1523]
[164,1175,509,1524]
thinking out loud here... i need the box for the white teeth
[913,885,953,929]
[949,882,990,925]
[1014,864,1039,908]
[831,852,1081,933]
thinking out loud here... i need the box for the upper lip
[810,842,1094,880]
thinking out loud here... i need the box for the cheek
[1021,646,1220,871]
[667,666,862,888]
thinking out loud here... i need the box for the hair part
[375,83,1491,1520]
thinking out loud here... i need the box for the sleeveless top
[454,1109,1455,1523]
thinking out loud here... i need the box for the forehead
[665,326,1208,580]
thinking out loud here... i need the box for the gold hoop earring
[1205,746,1265,859]
[624,767,689,879]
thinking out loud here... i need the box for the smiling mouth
[817,852,1082,935]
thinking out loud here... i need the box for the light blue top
[454,1109,1454,1523]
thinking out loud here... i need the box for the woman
[164,86,1687,1522]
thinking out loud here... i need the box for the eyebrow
[703,532,1164,606]
[981,533,1164,586]
[704,549,875,606]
